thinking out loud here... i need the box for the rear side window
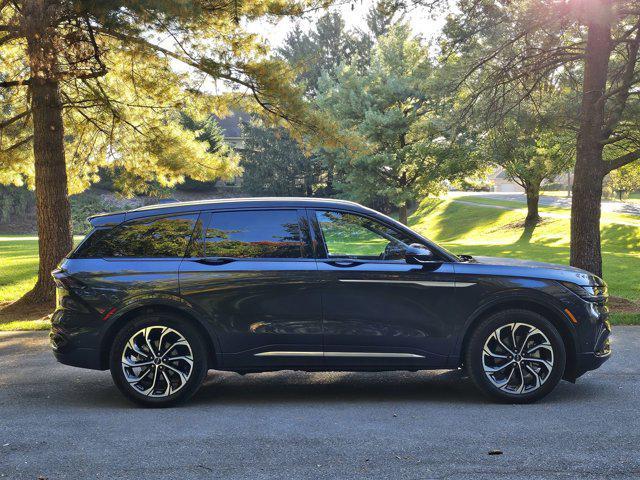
[205,210,306,259]
[76,214,199,258]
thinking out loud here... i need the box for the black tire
[109,313,208,407]
[465,309,566,404]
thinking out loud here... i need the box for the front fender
[450,287,578,364]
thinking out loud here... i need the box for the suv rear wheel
[466,309,566,403]
[109,313,208,407]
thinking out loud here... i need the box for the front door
[311,209,456,368]
[179,208,323,369]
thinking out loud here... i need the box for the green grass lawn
[0,238,40,303]
[409,197,640,324]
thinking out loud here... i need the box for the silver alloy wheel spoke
[127,339,150,359]
[160,370,173,396]
[483,345,509,359]
[524,363,542,390]
[491,327,515,355]
[518,327,543,354]
[121,326,194,397]
[483,359,515,373]
[165,355,193,366]
[143,328,158,357]
[482,322,554,394]
[125,367,151,384]
[164,363,189,383]
[492,364,516,388]
[142,366,159,396]
[510,323,522,352]
[515,363,525,394]
[522,357,553,370]
[160,339,189,358]
[122,358,154,368]
[527,342,553,355]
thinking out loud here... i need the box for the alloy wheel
[121,326,194,397]
[482,322,555,394]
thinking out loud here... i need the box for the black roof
[89,197,370,226]
[214,111,250,138]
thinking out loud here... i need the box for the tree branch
[0,109,29,128]
[604,149,640,173]
[603,18,640,135]
[0,78,30,88]
[1,134,32,151]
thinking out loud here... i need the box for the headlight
[560,281,608,302]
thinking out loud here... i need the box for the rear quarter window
[74,214,200,258]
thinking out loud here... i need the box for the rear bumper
[52,344,102,370]
[50,311,104,370]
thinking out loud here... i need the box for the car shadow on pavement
[191,369,489,406]
[14,367,605,410]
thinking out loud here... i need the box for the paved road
[455,192,640,216]
[1,330,639,480]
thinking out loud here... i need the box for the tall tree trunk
[570,0,611,278]
[18,2,72,305]
[25,80,72,303]
[524,182,541,228]
[398,203,408,225]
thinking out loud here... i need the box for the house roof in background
[215,111,250,138]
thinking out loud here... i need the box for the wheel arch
[457,298,578,382]
[99,304,218,370]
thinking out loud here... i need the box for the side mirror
[405,243,436,265]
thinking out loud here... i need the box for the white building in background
[487,168,524,192]
[487,167,572,193]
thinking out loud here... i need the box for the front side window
[78,214,199,258]
[316,210,414,260]
[205,210,306,259]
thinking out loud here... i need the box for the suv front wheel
[466,309,566,403]
[109,313,208,407]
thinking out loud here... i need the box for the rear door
[179,208,323,369]
[311,209,457,368]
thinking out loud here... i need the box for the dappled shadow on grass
[601,223,640,251]
[517,222,537,244]
[426,200,510,243]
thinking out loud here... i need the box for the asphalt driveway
[0,329,639,480]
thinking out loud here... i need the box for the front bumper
[573,315,612,379]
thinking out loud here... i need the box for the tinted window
[316,210,413,260]
[78,214,199,258]
[205,210,305,259]
[72,228,112,258]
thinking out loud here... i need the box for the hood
[469,256,604,286]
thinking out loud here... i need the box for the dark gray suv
[50,198,611,406]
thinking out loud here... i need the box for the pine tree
[0,0,333,304]
[318,24,478,224]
